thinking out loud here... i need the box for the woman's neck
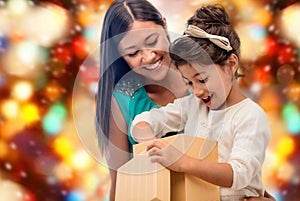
[143,66,187,106]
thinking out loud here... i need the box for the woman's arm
[107,96,131,201]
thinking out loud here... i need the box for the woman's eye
[146,35,159,46]
[147,38,158,46]
[128,50,139,57]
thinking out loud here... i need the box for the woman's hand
[146,139,191,172]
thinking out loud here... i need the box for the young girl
[131,5,272,201]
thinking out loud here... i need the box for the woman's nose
[141,49,156,63]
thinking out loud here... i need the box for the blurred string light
[0,34,9,53]
[236,23,267,61]
[69,149,93,171]
[42,103,67,135]
[66,190,84,201]
[276,64,295,85]
[19,3,72,47]
[282,102,300,134]
[52,135,74,160]
[0,180,27,201]
[1,40,48,78]
[11,81,33,101]
[7,0,30,16]
[278,3,300,47]
[1,99,19,119]
[20,103,40,125]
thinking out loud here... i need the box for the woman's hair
[170,5,241,76]
[95,0,165,154]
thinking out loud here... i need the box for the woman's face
[118,20,171,81]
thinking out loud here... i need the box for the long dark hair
[95,0,165,154]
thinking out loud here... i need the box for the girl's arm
[131,95,191,142]
[107,96,131,201]
[146,139,233,187]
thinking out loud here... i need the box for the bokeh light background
[0,0,299,200]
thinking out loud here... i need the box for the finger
[146,139,167,151]
[149,155,162,164]
[147,147,160,156]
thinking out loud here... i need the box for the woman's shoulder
[114,77,143,97]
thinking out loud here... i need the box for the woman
[95,0,187,199]
[95,0,275,200]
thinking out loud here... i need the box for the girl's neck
[226,80,246,108]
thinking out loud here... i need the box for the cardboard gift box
[115,134,219,201]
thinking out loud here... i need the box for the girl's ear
[227,53,239,75]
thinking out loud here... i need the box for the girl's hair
[95,0,165,154]
[170,5,241,76]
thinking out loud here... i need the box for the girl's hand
[146,139,191,172]
[242,190,276,201]
[243,198,275,201]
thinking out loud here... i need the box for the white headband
[184,25,233,52]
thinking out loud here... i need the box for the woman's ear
[162,16,167,29]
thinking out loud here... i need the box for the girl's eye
[186,81,193,86]
[199,77,208,84]
[128,50,139,57]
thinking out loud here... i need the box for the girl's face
[178,61,235,110]
[118,20,171,81]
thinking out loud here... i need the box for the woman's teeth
[144,59,162,70]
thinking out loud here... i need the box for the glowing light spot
[11,81,33,101]
[5,162,12,170]
[276,136,295,160]
[282,102,300,134]
[1,99,19,119]
[0,140,9,158]
[279,3,300,46]
[52,136,73,159]
[277,161,295,182]
[54,163,73,181]
[66,191,84,201]
[42,103,67,135]
[70,150,93,171]
[19,4,71,47]
[20,103,40,124]
[249,24,267,41]
[7,0,29,16]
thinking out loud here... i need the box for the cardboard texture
[115,154,171,201]
[116,134,220,201]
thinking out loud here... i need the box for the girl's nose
[141,49,156,63]
[193,84,206,98]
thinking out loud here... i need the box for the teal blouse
[113,77,159,149]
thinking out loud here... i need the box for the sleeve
[131,96,190,138]
[228,105,271,190]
